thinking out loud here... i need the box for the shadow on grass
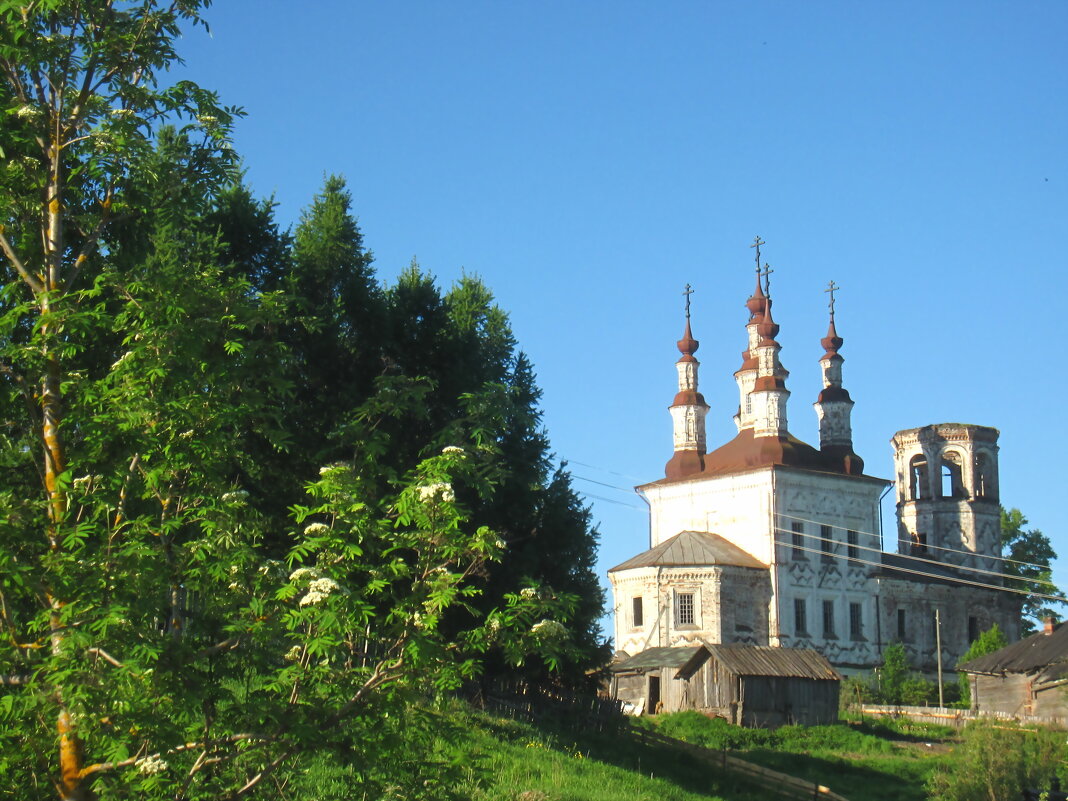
[477,711,769,801]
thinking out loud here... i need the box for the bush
[927,722,1065,801]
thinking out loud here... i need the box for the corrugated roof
[959,622,1068,676]
[608,530,766,573]
[679,643,841,681]
[611,646,703,673]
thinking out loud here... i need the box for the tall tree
[0,4,239,796]
[1000,507,1064,633]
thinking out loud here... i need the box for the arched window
[909,455,929,500]
[940,451,965,499]
[974,452,996,500]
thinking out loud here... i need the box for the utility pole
[935,609,944,707]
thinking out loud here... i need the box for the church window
[745,394,752,415]
[847,530,859,563]
[975,453,996,500]
[794,598,808,635]
[791,522,806,560]
[911,531,927,555]
[897,609,907,641]
[909,455,929,500]
[820,525,835,564]
[850,603,863,640]
[941,452,965,499]
[632,596,643,627]
[968,616,979,643]
[822,600,836,638]
[675,593,695,627]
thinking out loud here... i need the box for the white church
[609,245,1020,675]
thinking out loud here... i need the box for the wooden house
[610,642,841,726]
[959,619,1068,718]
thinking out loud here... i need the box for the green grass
[457,712,770,801]
[645,711,959,801]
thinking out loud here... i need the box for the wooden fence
[629,727,851,801]
[859,704,1068,729]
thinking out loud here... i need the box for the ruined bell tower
[891,424,1001,576]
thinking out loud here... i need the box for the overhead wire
[772,534,1067,603]
[778,510,1054,573]
[774,525,1059,591]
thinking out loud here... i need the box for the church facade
[609,250,1019,675]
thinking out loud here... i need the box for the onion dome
[746,270,767,320]
[677,318,699,361]
[820,317,843,360]
[756,297,780,343]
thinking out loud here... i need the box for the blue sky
[177,1,1067,636]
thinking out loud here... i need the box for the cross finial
[759,263,774,296]
[683,283,694,319]
[825,279,839,321]
[750,236,765,275]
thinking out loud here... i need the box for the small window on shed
[632,596,643,628]
[675,592,695,626]
[968,616,979,643]
[897,609,907,641]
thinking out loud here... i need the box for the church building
[609,243,1020,675]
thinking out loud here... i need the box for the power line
[773,533,1067,603]
[778,511,1053,573]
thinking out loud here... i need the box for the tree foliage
[927,723,1065,801]
[956,623,1008,707]
[0,4,606,798]
[1000,507,1064,633]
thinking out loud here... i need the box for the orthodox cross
[750,236,765,276]
[825,279,839,321]
[683,283,694,319]
[759,264,774,296]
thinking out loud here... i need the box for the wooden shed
[610,646,704,715]
[611,643,841,726]
[678,643,841,727]
[959,619,1068,718]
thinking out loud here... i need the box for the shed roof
[959,622,1068,677]
[608,530,766,573]
[679,643,841,681]
[611,646,703,673]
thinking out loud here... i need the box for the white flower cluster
[288,567,319,582]
[319,463,347,476]
[284,645,302,662]
[303,522,330,536]
[520,587,538,599]
[136,755,167,775]
[221,490,248,503]
[73,475,92,492]
[531,619,568,640]
[299,577,340,607]
[441,445,464,455]
[417,482,455,504]
[110,351,134,370]
[15,104,41,119]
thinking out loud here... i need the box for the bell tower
[891,424,1001,575]
[665,284,710,480]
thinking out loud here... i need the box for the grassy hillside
[645,711,957,801]
[461,711,768,801]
